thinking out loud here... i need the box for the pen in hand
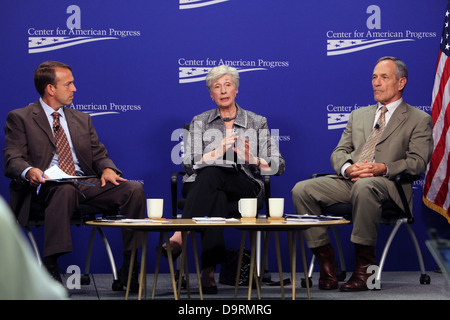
[36,171,45,195]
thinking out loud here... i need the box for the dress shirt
[20,99,83,179]
[341,98,403,178]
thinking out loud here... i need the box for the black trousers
[182,166,259,269]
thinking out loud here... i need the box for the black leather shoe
[43,256,63,284]
[202,285,218,294]
[118,263,140,292]
[159,241,182,260]
[45,264,63,284]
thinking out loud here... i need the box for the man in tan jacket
[292,56,433,291]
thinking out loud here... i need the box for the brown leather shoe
[340,244,376,292]
[311,244,339,290]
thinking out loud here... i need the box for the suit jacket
[182,104,286,200]
[4,100,121,225]
[330,100,433,210]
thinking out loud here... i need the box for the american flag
[423,1,450,223]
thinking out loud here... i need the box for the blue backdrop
[1,0,448,275]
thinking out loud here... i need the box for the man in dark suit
[292,57,433,291]
[4,61,145,289]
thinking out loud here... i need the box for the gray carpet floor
[65,270,449,301]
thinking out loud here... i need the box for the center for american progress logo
[27,5,142,118]
[326,4,437,130]
[178,57,289,83]
[27,5,140,54]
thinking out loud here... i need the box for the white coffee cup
[238,198,257,218]
[147,198,164,219]
[269,198,284,218]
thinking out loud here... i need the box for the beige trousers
[291,175,400,248]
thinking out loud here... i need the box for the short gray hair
[376,56,408,80]
[205,65,240,91]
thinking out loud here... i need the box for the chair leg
[81,227,97,285]
[376,218,404,283]
[405,224,431,284]
[307,255,315,278]
[83,228,97,279]
[96,228,119,282]
[25,227,42,266]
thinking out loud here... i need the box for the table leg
[274,231,285,299]
[298,231,311,299]
[258,231,271,290]
[290,231,297,300]
[191,231,203,300]
[234,231,246,298]
[177,231,190,298]
[248,231,261,300]
[164,232,178,300]
[125,231,138,300]
[152,232,164,299]
[138,232,148,300]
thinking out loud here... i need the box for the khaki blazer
[330,101,433,211]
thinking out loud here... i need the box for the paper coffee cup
[269,198,284,218]
[147,198,164,219]
[238,198,257,218]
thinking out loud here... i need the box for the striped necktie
[358,106,388,163]
[52,112,76,176]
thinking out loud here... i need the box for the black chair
[24,201,123,291]
[302,173,431,288]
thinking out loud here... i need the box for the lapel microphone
[374,124,380,130]
[54,125,60,131]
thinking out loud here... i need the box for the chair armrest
[263,175,271,198]
[311,173,330,179]
[392,173,421,224]
[393,173,422,184]
[170,171,185,218]
[262,175,271,216]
